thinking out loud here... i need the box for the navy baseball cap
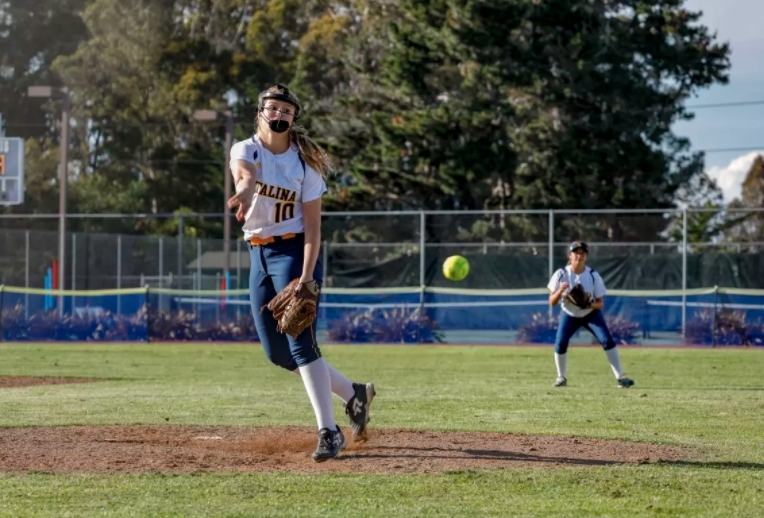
[569,241,588,253]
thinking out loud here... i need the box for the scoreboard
[0,136,24,205]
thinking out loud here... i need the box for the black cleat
[311,426,347,463]
[345,382,376,442]
[617,376,635,388]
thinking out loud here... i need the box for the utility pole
[29,86,71,314]
[194,109,235,278]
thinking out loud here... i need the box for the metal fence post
[158,237,164,311]
[117,235,122,289]
[682,209,687,340]
[548,210,554,319]
[0,285,4,343]
[711,285,719,347]
[215,271,220,323]
[71,233,76,290]
[177,215,184,289]
[158,237,164,289]
[321,240,329,322]
[236,238,242,319]
[195,238,202,315]
[236,238,242,291]
[117,235,122,315]
[548,209,554,279]
[419,211,426,290]
[144,285,151,343]
[419,211,426,343]
[24,230,29,320]
[197,238,202,290]
[71,232,76,311]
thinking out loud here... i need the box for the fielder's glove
[262,278,320,339]
[565,283,592,309]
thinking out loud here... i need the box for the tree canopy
[0,0,743,242]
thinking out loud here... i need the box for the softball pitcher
[227,84,376,462]
[547,241,635,388]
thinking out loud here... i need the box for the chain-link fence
[1,208,764,291]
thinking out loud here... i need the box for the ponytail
[289,125,334,178]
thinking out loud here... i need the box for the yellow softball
[442,255,470,281]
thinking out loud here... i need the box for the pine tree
[726,155,764,246]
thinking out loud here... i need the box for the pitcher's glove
[262,279,320,339]
[565,283,592,309]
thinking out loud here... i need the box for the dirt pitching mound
[0,425,684,474]
[0,376,103,388]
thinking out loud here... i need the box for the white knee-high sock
[605,347,623,378]
[324,363,356,403]
[292,362,355,403]
[298,358,336,430]
[555,353,567,378]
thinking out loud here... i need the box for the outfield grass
[1,343,763,517]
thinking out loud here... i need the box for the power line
[7,100,763,130]
[7,113,764,157]
[7,100,764,131]
[685,100,764,109]
[5,121,256,129]
[702,147,764,154]
[7,126,764,156]
[157,148,764,159]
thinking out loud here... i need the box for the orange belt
[248,233,297,246]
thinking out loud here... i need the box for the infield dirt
[0,375,685,474]
[0,424,685,474]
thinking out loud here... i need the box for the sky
[672,0,764,204]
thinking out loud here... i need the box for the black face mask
[268,119,290,133]
[259,110,291,134]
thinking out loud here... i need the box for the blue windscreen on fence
[0,287,148,342]
[1,285,763,346]
[433,288,764,346]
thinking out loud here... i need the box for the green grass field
[1,343,764,517]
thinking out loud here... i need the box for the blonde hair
[257,85,334,178]
[288,125,335,178]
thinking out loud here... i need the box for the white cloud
[705,151,764,203]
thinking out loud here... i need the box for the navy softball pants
[248,233,323,371]
[554,310,616,354]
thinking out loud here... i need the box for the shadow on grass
[345,446,764,471]
[656,460,764,471]
[645,387,764,392]
[344,445,619,467]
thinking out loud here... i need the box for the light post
[194,109,235,279]
[28,86,70,313]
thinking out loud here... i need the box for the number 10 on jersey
[274,202,295,223]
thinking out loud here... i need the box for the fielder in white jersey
[550,260,607,319]
[227,84,375,463]
[547,241,635,388]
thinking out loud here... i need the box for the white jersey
[547,265,607,318]
[229,135,327,240]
